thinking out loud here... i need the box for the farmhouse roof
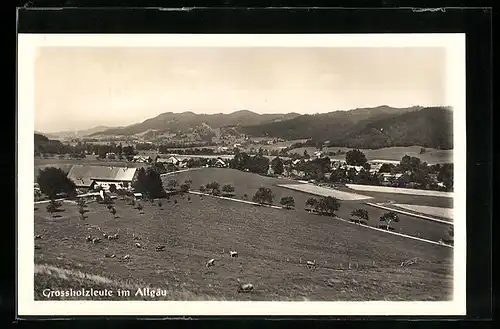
[368,159,400,165]
[67,165,137,187]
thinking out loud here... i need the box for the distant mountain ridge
[91,110,301,136]
[42,126,119,139]
[87,106,452,150]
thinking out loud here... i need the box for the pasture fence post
[348,262,351,270]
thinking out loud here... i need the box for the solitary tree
[166,179,178,191]
[110,207,117,218]
[271,157,285,175]
[46,201,57,218]
[252,187,274,205]
[350,208,369,224]
[379,163,393,173]
[77,198,86,208]
[132,167,147,193]
[345,149,368,166]
[199,185,206,193]
[179,183,190,194]
[316,196,340,216]
[78,206,85,218]
[37,167,76,200]
[280,196,295,209]
[305,197,318,212]
[136,203,144,214]
[222,184,235,197]
[206,181,220,195]
[242,193,248,200]
[380,211,400,230]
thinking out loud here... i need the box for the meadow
[389,204,454,221]
[288,146,453,164]
[346,184,453,198]
[167,168,453,242]
[34,193,452,301]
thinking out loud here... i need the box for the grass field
[34,194,452,301]
[166,168,453,242]
[346,184,453,198]
[288,146,453,165]
[277,183,372,201]
[392,204,454,221]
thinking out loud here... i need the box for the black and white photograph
[17,34,466,316]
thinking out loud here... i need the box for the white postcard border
[17,33,466,316]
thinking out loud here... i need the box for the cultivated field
[346,184,453,198]
[277,183,372,201]
[34,195,452,301]
[288,146,453,164]
[166,168,453,242]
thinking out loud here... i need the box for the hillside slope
[240,106,452,149]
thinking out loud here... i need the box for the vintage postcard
[17,33,466,316]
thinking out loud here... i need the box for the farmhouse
[213,158,227,168]
[67,165,138,191]
[156,156,180,165]
[132,155,151,163]
[106,152,117,160]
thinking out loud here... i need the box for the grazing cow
[237,279,254,293]
[34,235,42,240]
[306,260,316,269]
[92,238,101,244]
[206,258,215,268]
[103,233,108,238]
[400,257,419,267]
[86,235,92,242]
[135,242,142,248]
[123,254,130,260]
[229,251,238,258]
[107,233,118,240]
[34,245,41,250]
[155,245,166,252]
[105,253,116,258]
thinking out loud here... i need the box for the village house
[380,172,403,184]
[66,165,138,191]
[106,152,116,160]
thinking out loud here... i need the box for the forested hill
[239,106,453,149]
[34,133,68,154]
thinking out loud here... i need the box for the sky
[35,47,447,133]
